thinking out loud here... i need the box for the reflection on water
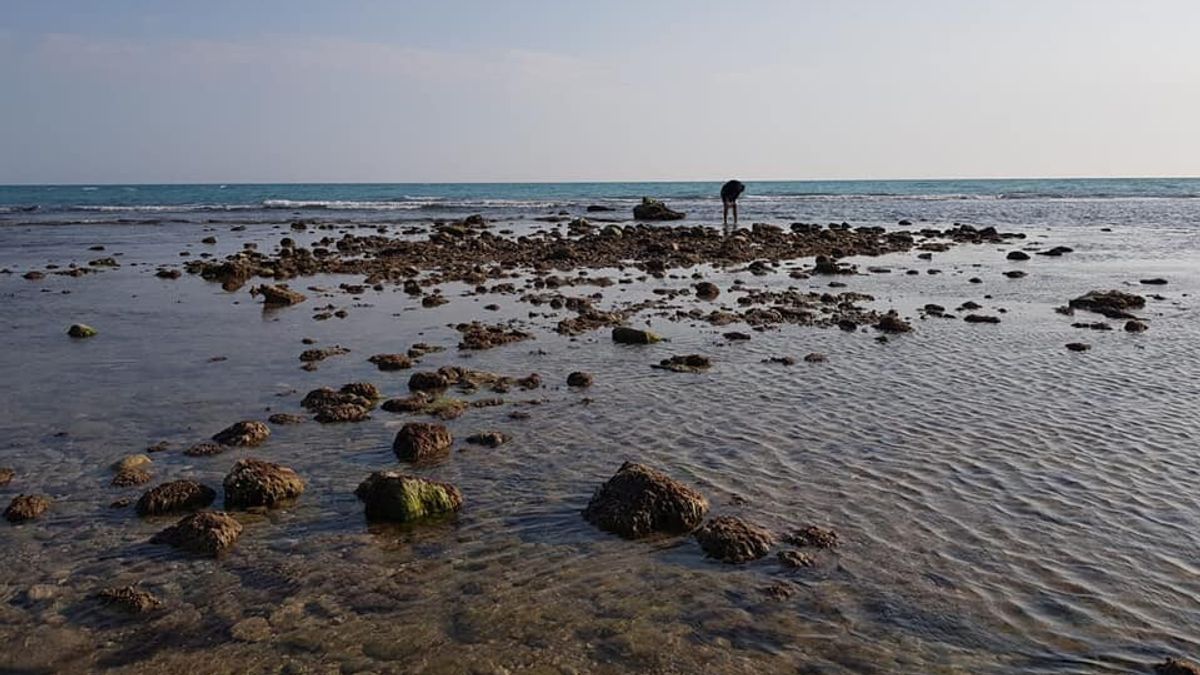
[0,218,1198,673]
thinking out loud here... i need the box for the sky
[1,0,1198,184]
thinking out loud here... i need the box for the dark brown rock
[393,422,453,462]
[1069,290,1144,319]
[223,459,305,509]
[97,586,162,613]
[1125,320,1149,333]
[612,326,661,344]
[369,353,413,371]
[267,413,307,425]
[0,468,13,486]
[874,312,912,333]
[632,197,685,221]
[1156,658,1200,675]
[408,371,450,392]
[151,511,242,557]
[184,442,226,457]
[4,495,50,523]
[135,480,216,516]
[1066,342,1091,352]
[567,371,594,387]
[783,525,839,549]
[695,282,720,300]
[253,284,307,306]
[778,550,815,569]
[652,354,712,373]
[465,431,510,447]
[694,516,775,563]
[112,467,152,487]
[582,462,709,539]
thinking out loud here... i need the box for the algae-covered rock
[582,462,708,539]
[223,458,305,509]
[632,197,685,221]
[354,471,463,522]
[150,511,242,557]
[253,284,307,306]
[67,324,97,338]
[612,326,661,345]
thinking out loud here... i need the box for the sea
[1,178,1198,674]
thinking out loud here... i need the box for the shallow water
[0,208,1198,673]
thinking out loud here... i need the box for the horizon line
[2,174,1200,188]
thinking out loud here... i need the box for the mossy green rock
[67,324,97,338]
[355,471,463,522]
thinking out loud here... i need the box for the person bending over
[721,179,745,226]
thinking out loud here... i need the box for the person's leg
[722,200,729,225]
[732,201,738,225]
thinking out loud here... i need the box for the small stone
[393,422,453,462]
[783,525,839,549]
[212,421,270,447]
[1066,342,1091,352]
[97,586,162,614]
[112,454,152,473]
[963,314,1001,324]
[1006,250,1030,261]
[184,442,226,457]
[695,282,720,300]
[0,468,13,486]
[267,413,307,425]
[5,495,51,523]
[803,353,826,363]
[112,467,152,487]
[777,550,815,569]
[652,354,711,373]
[567,371,594,387]
[1156,658,1200,675]
[253,284,306,306]
[223,459,305,509]
[369,354,413,371]
[465,431,510,448]
[612,326,661,344]
[136,480,216,516]
[694,516,775,563]
[874,312,912,333]
[1140,278,1168,286]
[151,511,243,557]
[1125,320,1149,333]
[67,324,97,338]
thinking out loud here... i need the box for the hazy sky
[2,0,1198,183]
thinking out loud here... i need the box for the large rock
[1068,290,1144,319]
[135,480,216,516]
[151,511,242,557]
[694,516,775,563]
[355,471,463,522]
[5,495,51,523]
[392,422,453,462]
[632,197,685,221]
[1158,659,1200,675]
[582,462,709,539]
[253,284,306,306]
[223,459,305,509]
[212,421,270,447]
[612,326,661,344]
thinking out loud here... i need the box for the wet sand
[0,213,1198,674]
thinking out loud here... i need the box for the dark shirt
[720,180,745,202]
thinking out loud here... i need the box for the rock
[586,204,614,212]
[457,322,533,350]
[963,314,1001,324]
[1069,290,1144,319]
[652,354,711,373]
[267,413,306,425]
[4,495,51,523]
[1140,278,1168,285]
[355,471,463,522]
[803,352,826,363]
[314,403,371,423]
[764,356,796,366]
[230,617,272,643]
[409,371,450,391]
[783,524,839,549]
[1036,245,1073,256]
[694,516,775,563]
[184,442,226,457]
[0,468,13,486]
[582,462,709,539]
[1003,270,1027,279]
[1065,342,1091,352]
[1006,250,1030,261]
[632,197,685,221]
[874,312,912,333]
[135,480,216,516]
[465,431,510,447]
[381,393,432,413]
[1125,320,1149,332]
[112,467,152,487]
[112,454,152,473]
[150,511,242,557]
[723,331,751,341]
[567,371,593,387]
[223,459,306,509]
[97,586,162,614]
[212,420,270,447]
[777,550,815,569]
[300,387,371,412]
[299,345,351,362]
[612,326,662,344]
[201,236,217,245]
[695,282,720,300]
[369,353,413,371]
[392,422,453,462]
[156,268,181,279]
[340,382,381,400]
[253,284,307,306]
[1156,658,1200,675]
[67,324,97,338]
[516,373,541,390]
